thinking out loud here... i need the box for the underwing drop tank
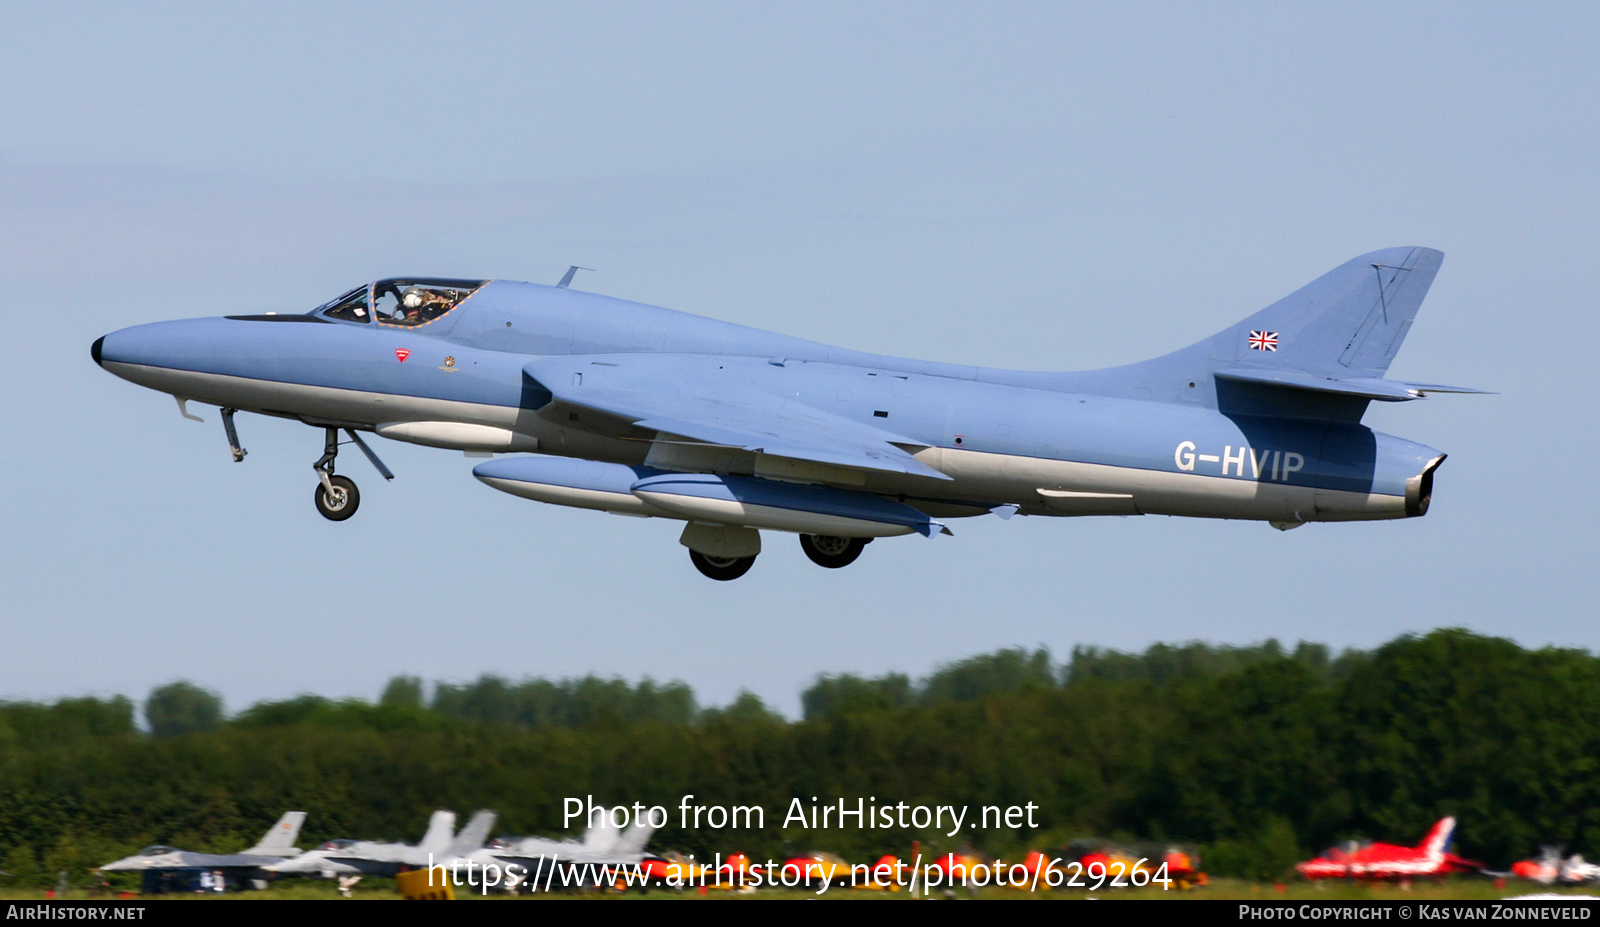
[472,456,945,537]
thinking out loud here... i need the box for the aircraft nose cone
[91,335,105,367]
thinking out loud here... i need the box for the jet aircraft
[484,817,654,867]
[1513,848,1600,886]
[99,810,305,891]
[266,809,493,878]
[1296,817,1483,880]
[93,248,1483,579]
[478,818,656,891]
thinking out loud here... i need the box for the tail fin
[1077,248,1451,420]
[581,812,623,852]
[243,811,307,857]
[446,809,497,855]
[418,809,457,853]
[1418,817,1456,857]
[613,821,655,859]
[1210,247,1443,377]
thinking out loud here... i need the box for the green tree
[801,673,913,719]
[1331,628,1600,863]
[921,647,1054,703]
[1205,816,1302,880]
[1,845,43,890]
[701,691,785,725]
[144,681,223,737]
[380,675,424,709]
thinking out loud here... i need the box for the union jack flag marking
[1247,331,1279,351]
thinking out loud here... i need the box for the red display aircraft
[1297,817,1482,880]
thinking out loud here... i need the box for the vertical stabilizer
[1071,247,1447,420]
[447,810,497,855]
[1209,247,1444,378]
[418,809,457,853]
[581,812,622,852]
[243,811,307,857]
[1418,817,1456,857]
[613,821,655,860]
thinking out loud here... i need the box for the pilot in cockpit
[399,286,453,323]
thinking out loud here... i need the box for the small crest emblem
[443,356,456,368]
[395,348,411,362]
[1247,331,1279,351]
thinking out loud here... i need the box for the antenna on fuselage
[556,265,594,288]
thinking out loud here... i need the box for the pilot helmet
[402,287,425,309]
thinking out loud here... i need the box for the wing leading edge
[522,355,951,481]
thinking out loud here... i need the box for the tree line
[1,629,1596,887]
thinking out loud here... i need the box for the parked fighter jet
[1297,817,1483,880]
[266,809,493,878]
[476,818,656,891]
[98,811,305,891]
[1513,848,1600,885]
[485,817,654,867]
[93,248,1483,579]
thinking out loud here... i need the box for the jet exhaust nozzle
[1405,454,1446,517]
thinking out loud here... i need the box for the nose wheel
[310,425,387,522]
[314,475,360,521]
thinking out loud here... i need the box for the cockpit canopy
[137,845,182,856]
[318,839,359,851]
[317,278,487,327]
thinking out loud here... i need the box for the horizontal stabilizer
[1215,367,1489,402]
[1398,381,1495,396]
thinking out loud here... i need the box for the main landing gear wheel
[689,550,757,581]
[314,475,360,521]
[800,534,869,569]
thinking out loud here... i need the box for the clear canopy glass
[317,278,487,326]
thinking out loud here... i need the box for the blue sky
[2,2,1595,716]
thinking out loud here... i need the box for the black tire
[314,475,360,521]
[799,534,868,568]
[689,549,756,581]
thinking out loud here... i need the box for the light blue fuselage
[95,272,1444,529]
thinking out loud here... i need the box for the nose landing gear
[311,427,358,521]
[315,475,360,520]
[310,426,393,522]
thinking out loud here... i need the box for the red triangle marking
[395,348,411,362]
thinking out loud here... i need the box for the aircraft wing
[522,355,951,481]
